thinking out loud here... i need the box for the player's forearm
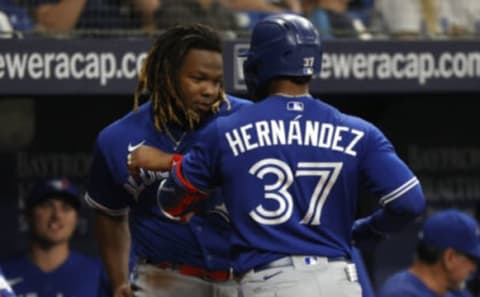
[127,145,174,175]
[352,185,425,250]
[372,184,426,233]
[95,211,131,290]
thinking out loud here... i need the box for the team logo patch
[304,256,318,265]
[50,179,70,191]
[287,101,304,112]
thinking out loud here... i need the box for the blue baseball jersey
[169,95,425,272]
[0,252,103,297]
[0,267,16,297]
[378,270,468,297]
[85,95,252,270]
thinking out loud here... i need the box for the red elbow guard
[165,191,208,218]
[169,154,183,170]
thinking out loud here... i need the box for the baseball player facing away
[84,24,252,297]
[127,14,426,297]
[1,178,106,297]
[378,209,480,297]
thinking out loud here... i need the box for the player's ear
[442,248,457,270]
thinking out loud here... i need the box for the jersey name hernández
[225,119,364,157]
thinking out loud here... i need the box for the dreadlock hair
[134,24,231,132]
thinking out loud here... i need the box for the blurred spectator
[0,178,108,297]
[23,0,159,34]
[440,0,480,37]
[0,10,14,36]
[0,0,34,33]
[377,209,479,297]
[301,0,371,39]
[372,0,433,39]
[156,0,240,34]
[224,0,302,30]
[131,0,160,32]
[373,0,480,39]
[226,0,301,13]
[347,0,374,26]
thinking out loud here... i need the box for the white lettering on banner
[317,51,480,85]
[408,146,480,170]
[0,51,147,86]
[420,176,480,201]
[0,47,479,89]
[234,45,480,89]
[225,120,364,157]
[16,152,91,178]
[408,145,480,202]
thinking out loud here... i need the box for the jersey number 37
[249,158,343,226]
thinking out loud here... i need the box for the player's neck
[29,241,70,272]
[409,262,448,296]
[268,79,310,97]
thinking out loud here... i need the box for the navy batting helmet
[242,13,322,98]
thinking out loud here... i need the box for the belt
[254,256,348,273]
[139,259,233,282]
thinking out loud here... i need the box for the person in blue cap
[378,209,480,297]
[0,177,108,297]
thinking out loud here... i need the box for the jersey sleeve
[84,139,129,216]
[158,122,222,220]
[361,124,424,208]
[359,123,425,232]
[178,121,222,192]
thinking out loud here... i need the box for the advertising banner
[1,39,479,95]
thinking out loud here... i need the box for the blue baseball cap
[419,209,480,260]
[26,178,81,211]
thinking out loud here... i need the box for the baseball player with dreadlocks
[84,24,251,297]
[127,14,427,297]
